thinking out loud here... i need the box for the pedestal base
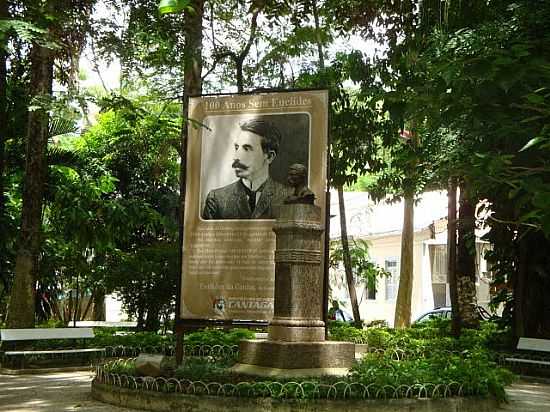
[236,339,355,377]
[268,325,325,342]
[231,363,350,378]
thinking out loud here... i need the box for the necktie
[241,181,265,213]
[248,190,256,212]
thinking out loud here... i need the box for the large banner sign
[180,90,329,320]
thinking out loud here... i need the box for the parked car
[413,305,493,324]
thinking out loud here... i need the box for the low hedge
[1,327,254,350]
[100,347,514,401]
[95,320,515,401]
[328,318,510,355]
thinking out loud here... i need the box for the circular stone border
[91,380,501,412]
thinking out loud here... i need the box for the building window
[432,283,447,308]
[385,258,399,300]
[430,245,447,283]
[429,245,449,307]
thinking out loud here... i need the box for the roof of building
[329,190,449,239]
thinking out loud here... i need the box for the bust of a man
[284,163,315,205]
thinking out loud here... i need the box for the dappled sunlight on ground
[1,371,550,411]
[0,371,136,411]
[499,381,550,411]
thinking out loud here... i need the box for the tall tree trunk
[176,0,204,324]
[456,183,479,329]
[0,0,7,220]
[92,288,106,321]
[66,290,74,326]
[394,190,414,328]
[516,232,550,339]
[137,303,146,331]
[0,0,8,306]
[6,43,53,328]
[338,186,361,325]
[311,0,325,69]
[447,178,461,336]
[310,1,338,327]
[514,235,527,338]
[81,291,94,321]
[76,288,86,322]
[310,1,357,325]
[49,296,63,322]
[145,302,161,332]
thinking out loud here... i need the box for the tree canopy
[0,0,549,338]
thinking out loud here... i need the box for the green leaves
[330,239,389,291]
[49,117,78,139]
[526,93,545,105]
[158,0,191,15]
[0,17,63,50]
[519,136,546,152]
[332,321,515,401]
[0,19,48,45]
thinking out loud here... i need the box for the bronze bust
[284,163,315,204]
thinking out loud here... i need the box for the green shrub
[90,329,174,348]
[184,328,254,347]
[18,327,254,350]
[174,358,233,381]
[96,320,515,401]
[328,322,392,348]
[350,348,515,400]
[100,346,515,401]
[36,319,66,328]
[365,327,394,348]
[330,318,510,356]
[328,322,367,343]
[104,359,137,375]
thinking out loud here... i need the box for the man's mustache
[232,160,248,170]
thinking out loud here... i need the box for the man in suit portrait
[202,119,292,220]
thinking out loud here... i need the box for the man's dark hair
[239,119,281,155]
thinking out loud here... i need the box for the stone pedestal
[233,204,355,377]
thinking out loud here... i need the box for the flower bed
[94,343,514,401]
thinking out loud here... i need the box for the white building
[329,190,492,327]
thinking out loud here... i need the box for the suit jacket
[202,178,292,220]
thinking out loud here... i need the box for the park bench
[0,327,105,370]
[74,320,137,328]
[504,337,550,376]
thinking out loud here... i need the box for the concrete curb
[91,380,502,412]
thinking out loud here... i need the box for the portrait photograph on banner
[200,113,309,221]
[181,90,328,321]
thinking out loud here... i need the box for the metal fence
[94,356,489,400]
[103,344,239,361]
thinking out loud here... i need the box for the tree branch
[237,5,261,64]
[201,50,236,81]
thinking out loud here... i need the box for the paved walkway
[0,371,137,411]
[501,380,550,411]
[0,371,550,411]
